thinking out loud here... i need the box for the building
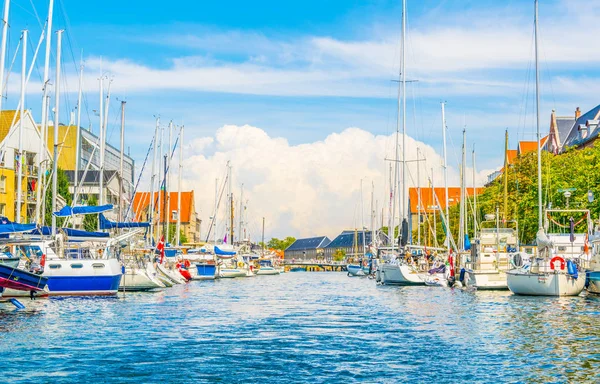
[47,124,135,202]
[324,230,372,259]
[284,236,331,261]
[63,170,121,224]
[408,187,484,230]
[561,104,600,150]
[0,110,50,222]
[547,108,577,154]
[132,191,200,243]
[486,136,548,184]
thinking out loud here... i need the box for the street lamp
[564,190,572,208]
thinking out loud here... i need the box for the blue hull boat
[195,264,217,280]
[0,264,48,292]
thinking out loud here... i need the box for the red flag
[157,236,165,263]
[448,251,455,277]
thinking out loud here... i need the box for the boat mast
[166,121,173,242]
[441,102,450,250]
[361,178,366,257]
[16,29,26,223]
[472,146,477,238]
[535,0,542,230]
[0,0,10,115]
[35,0,54,225]
[431,167,436,247]
[51,30,63,235]
[459,129,466,251]
[156,121,163,240]
[213,178,218,245]
[400,0,408,245]
[149,117,159,246]
[417,148,421,245]
[119,100,126,221]
[98,74,104,208]
[503,130,509,226]
[74,53,83,193]
[262,217,265,257]
[176,125,183,246]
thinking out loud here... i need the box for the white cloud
[175,124,492,240]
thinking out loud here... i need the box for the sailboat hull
[120,268,165,291]
[469,270,508,290]
[377,263,425,285]
[347,264,365,276]
[507,270,585,296]
[255,267,280,275]
[44,259,122,296]
[586,271,600,294]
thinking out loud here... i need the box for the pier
[283,261,347,272]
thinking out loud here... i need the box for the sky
[2,0,600,240]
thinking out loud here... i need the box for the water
[1,273,600,383]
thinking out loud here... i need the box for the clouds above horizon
[175,124,493,239]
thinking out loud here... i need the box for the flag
[448,251,455,278]
[223,233,228,244]
[157,235,165,263]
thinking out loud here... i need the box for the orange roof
[518,136,548,155]
[506,149,518,165]
[408,187,484,214]
[132,191,195,223]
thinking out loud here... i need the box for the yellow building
[0,110,49,222]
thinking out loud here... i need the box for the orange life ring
[550,256,565,271]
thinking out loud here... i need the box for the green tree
[83,195,98,232]
[166,223,188,245]
[44,167,73,226]
[267,236,296,250]
[333,248,346,262]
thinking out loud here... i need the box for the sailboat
[463,134,517,290]
[506,0,586,296]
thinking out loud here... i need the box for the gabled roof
[325,230,372,248]
[518,136,549,155]
[285,236,331,251]
[507,149,518,165]
[0,110,20,142]
[555,116,576,147]
[64,170,118,185]
[132,191,195,224]
[562,104,600,148]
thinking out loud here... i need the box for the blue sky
[2,0,599,237]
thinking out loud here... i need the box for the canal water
[1,272,599,383]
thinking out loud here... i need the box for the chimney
[575,107,581,120]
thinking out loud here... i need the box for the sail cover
[54,204,114,217]
[0,223,37,234]
[214,246,236,256]
[99,214,150,229]
[29,227,110,238]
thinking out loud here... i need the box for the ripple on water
[1,273,600,383]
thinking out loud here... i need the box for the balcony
[26,165,39,177]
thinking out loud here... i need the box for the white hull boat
[347,264,365,277]
[377,263,426,285]
[157,263,186,284]
[120,265,165,292]
[467,270,507,290]
[255,266,280,276]
[219,268,247,278]
[507,269,585,296]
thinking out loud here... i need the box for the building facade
[284,236,331,261]
[0,110,51,222]
[132,191,200,244]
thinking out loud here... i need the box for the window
[558,246,567,252]
[172,210,178,221]
[0,203,4,216]
[49,264,61,269]
[70,263,84,269]
[0,176,6,193]
[92,263,105,269]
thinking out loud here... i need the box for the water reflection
[1,273,599,383]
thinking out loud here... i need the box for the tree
[44,167,72,226]
[267,236,296,250]
[333,248,346,262]
[167,223,188,245]
[83,195,98,232]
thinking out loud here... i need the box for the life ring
[237,261,245,268]
[550,256,566,271]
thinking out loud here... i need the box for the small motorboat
[0,264,48,293]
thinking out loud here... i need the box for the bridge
[282,261,347,272]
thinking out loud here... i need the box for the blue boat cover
[464,234,471,251]
[214,246,236,256]
[99,214,150,229]
[29,227,110,238]
[54,204,114,217]
[0,223,37,234]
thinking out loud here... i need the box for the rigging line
[516,24,535,143]
[27,0,44,30]
[124,138,154,221]
[537,22,557,110]
[2,36,21,99]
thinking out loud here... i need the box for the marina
[0,0,600,382]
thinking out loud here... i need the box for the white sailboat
[506,0,586,296]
